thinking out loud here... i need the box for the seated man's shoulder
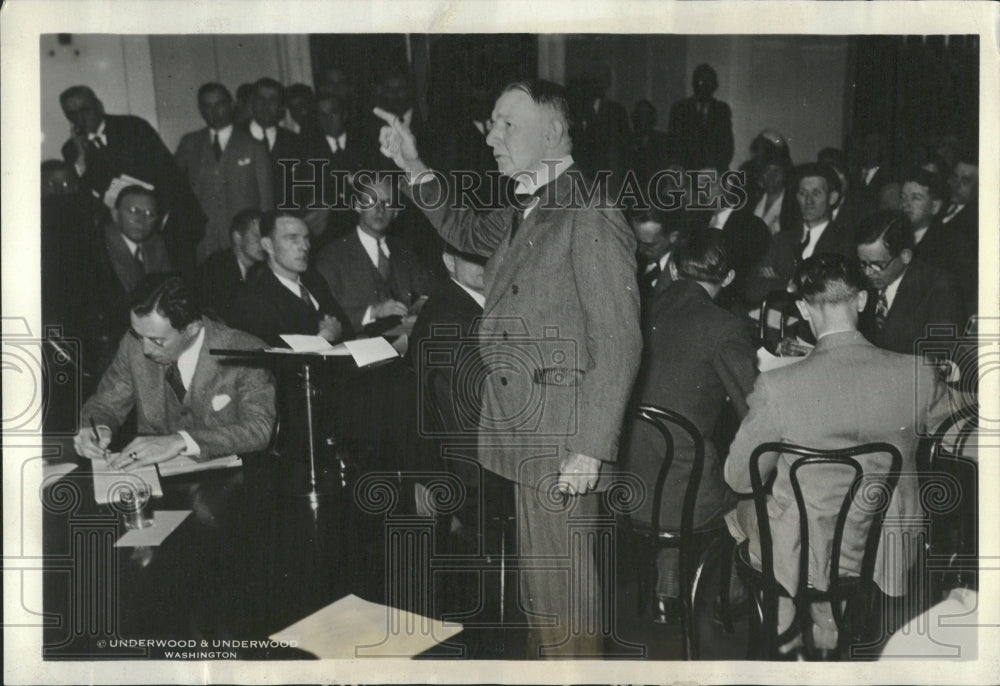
[207,318,267,351]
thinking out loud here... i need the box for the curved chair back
[748,441,903,654]
[634,404,707,540]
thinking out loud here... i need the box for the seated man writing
[73,274,276,470]
[724,253,950,656]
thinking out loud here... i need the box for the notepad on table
[114,510,191,548]
[92,456,163,505]
[270,593,462,659]
[157,454,242,478]
[272,335,399,367]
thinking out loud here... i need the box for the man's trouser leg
[516,483,605,659]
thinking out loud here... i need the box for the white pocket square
[212,394,232,411]
[237,157,251,166]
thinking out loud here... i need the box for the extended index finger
[373,107,400,126]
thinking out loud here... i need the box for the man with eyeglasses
[856,210,961,355]
[59,85,205,272]
[74,275,275,469]
[83,185,174,378]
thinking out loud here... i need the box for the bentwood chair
[620,404,732,660]
[734,442,902,660]
[916,406,979,597]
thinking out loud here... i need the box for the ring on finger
[128,451,138,461]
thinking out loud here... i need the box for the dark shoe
[653,595,683,625]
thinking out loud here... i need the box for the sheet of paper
[92,457,163,505]
[344,337,399,367]
[279,334,336,352]
[757,347,807,373]
[103,173,154,209]
[113,510,191,548]
[42,461,78,481]
[270,593,462,659]
[157,454,242,478]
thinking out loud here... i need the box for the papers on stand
[270,594,462,659]
[270,335,399,367]
[343,337,399,367]
[114,510,191,548]
[92,456,163,505]
[157,454,242,478]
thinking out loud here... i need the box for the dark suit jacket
[942,202,978,241]
[622,279,756,530]
[228,266,353,347]
[62,114,205,270]
[666,97,734,172]
[174,126,273,263]
[912,219,977,319]
[81,317,275,459]
[314,230,442,332]
[407,164,642,489]
[195,249,261,325]
[689,207,772,307]
[744,213,854,305]
[852,165,894,219]
[724,330,951,597]
[408,278,485,434]
[860,258,962,355]
[237,122,307,211]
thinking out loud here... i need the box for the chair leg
[714,536,736,634]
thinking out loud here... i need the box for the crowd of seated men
[46,58,979,660]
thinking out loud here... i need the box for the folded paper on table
[158,454,242,478]
[279,334,336,352]
[757,347,807,373]
[270,593,462,659]
[343,337,399,367]
[114,510,191,548]
[43,461,79,481]
[92,457,163,504]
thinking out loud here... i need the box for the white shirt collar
[801,219,831,258]
[272,269,317,308]
[356,226,390,268]
[754,190,784,235]
[88,120,107,144]
[912,225,930,245]
[326,132,348,153]
[175,325,206,389]
[709,206,734,230]
[119,232,141,257]
[942,203,965,223]
[452,278,486,308]
[212,123,233,151]
[863,166,879,185]
[513,155,574,196]
[883,269,905,309]
[817,327,857,341]
[249,120,276,149]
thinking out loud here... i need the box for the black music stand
[210,347,394,502]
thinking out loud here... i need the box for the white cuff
[361,305,375,326]
[177,430,201,457]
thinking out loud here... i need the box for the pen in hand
[89,418,109,460]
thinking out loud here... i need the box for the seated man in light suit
[314,174,440,334]
[724,253,951,656]
[73,275,276,469]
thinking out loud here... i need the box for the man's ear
[546,117,566,148]
[183,318,204,338]
[261,236,274,257]
[931,198,944,216]
[721,269,736,289]
[795,298,810,321]
[856,289,869,313]
[828,189,841,208]
[441,252,456,275]
[899,247,913,266]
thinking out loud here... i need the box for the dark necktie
[510,192,536,241]
[798,228,811,260]
[299,282,315,310]
[641,262,661,296]
[874,289,889,331]
[211,131,223,161]
[166,362,186,402]
[134,245,145,273]
[376,240,391,281]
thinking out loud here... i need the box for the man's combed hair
[198,82,231,102]
[855,210,913,256]
[502,79,574,133]
[901,167,949,203]
[258,209,304,238]
[129,274,201,331]
[230,209,264,237]
[792,253,867,305]
[59,85,98,106]
[672,227,730,284]
[794,162,842,197]
[115,184,157,211]
[253,77,286,101]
